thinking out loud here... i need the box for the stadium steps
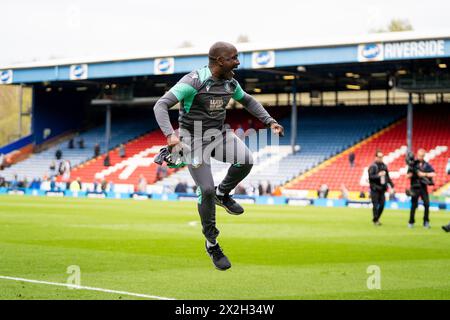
[69,128,179,186]
[154,106,405,192]
[0,119,152,182]
[284,106,450,195]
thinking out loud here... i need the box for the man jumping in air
[153,42,284,270]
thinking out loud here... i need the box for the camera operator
[368,150,394,226]
[407,149,436,229]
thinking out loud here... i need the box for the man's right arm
[368,165,380,180]
[153,73,198,145]
[153,91,179,138]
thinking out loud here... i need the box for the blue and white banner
[357,43,384,62]
[358,39,447,62]
[70,64,88,80]
[154,57,174,75]
[252,50,275,69]
[0,69,13,84]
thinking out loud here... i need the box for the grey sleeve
[240,93,276,126]
[153,91,179,137]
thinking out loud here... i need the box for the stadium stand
[155,106,405,193]
[0,117,153,182]
[285,105,450,197]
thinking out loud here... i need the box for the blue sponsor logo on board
[157,59,172,72]
[255,51,272,66]
[361,43,381,59]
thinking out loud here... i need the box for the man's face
[218,48,240,80]
[375,153,384,163]
[417,150,425,161]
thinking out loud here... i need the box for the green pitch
[0,195,449,300]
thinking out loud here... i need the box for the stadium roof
[1,31,449,85]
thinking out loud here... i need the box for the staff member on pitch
[407,148,436,229]
[368,150,394,226]
[153,42,284,270]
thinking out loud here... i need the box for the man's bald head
[417,148,427,161]
[208,42,240,80]
[209,42,237,62]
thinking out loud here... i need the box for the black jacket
[368,162,394,192]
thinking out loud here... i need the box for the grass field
[0,195,449,300]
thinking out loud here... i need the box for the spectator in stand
[258,181,265,196]
[235,124,245,141]
[101,179,108,192]
[30,178,41,190]
[138,174,147,193]
[119,144,126,158]
[50,177,57,191]
[103,153,111,167]
[61,160,71,182]
[340,184,349,200]
[94,144,100,157]
[156,163,168,181]
[68,138,74,149]
[359,189,366,199]
[55,149,63,160]
[234,183,247,195]
[349,152,355,168]
[266,181,272,195]
[0,175,6,187]
[0,153,4,170]
[174,180,188,193]
[317,184,329,199]
[78,138,85,149]
[69,178,82,193]
[49,161,57,178]
[272,185,283,196]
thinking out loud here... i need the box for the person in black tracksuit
[407,149,436,228]
[368,150,394,226]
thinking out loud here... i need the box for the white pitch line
[0,275,175,300]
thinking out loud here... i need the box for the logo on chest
[209,98,225,111]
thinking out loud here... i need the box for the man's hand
[270,122,284,137]
[417,171,427,177]
[167,133,180,147]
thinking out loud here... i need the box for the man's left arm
[385,167,395,189]
[233,83,284,136]
[424,163,436,177]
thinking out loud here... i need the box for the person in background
[78,138,85,149]
[174,180,188,193]
[317,184,329,199]
[266,180,272,195]
[368,150,394,226]
[119,144,126,158]
[258,181,265,196]
[68,138,74,149]
[340,184,349,200]
[349,152,355,168]
[94,144,100,157]
[0,153,5,170]
[69,177,82,193]
[407,148,436,229]
[138,174,147,193]
[55,149,63,160]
